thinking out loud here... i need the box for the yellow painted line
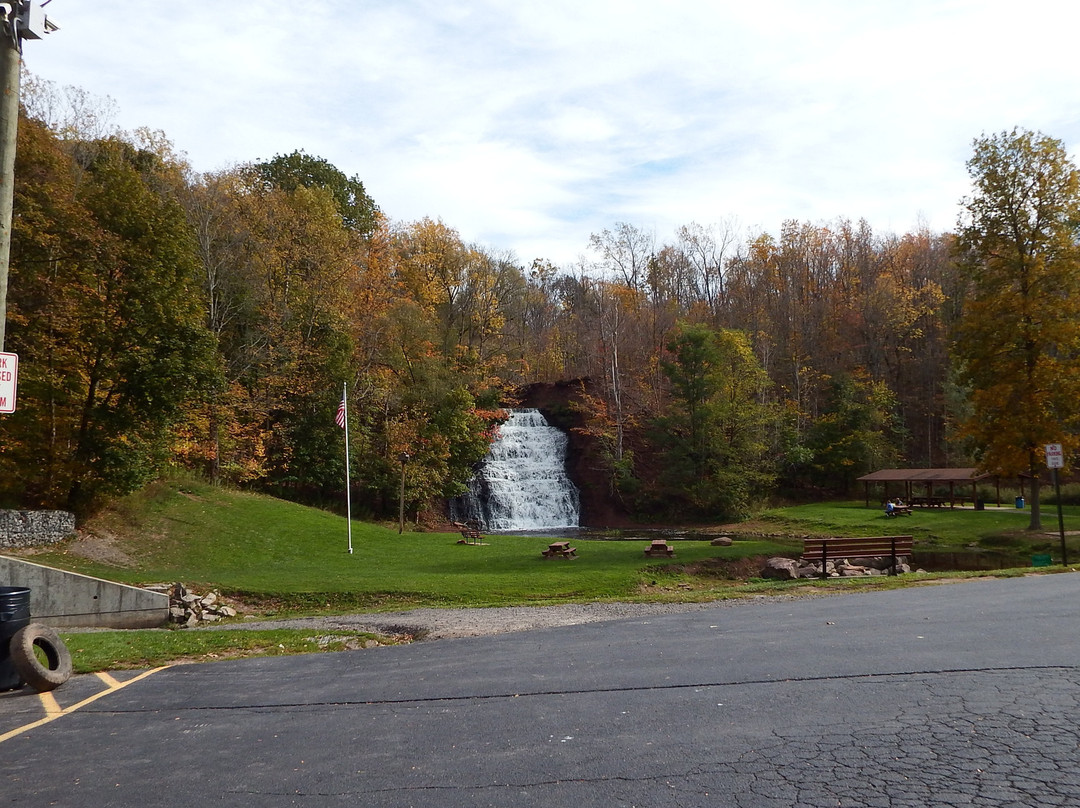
[0,666,171,745]
[39,692,61,717]
[95,671,121,688]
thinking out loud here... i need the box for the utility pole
[0,0,56,351]
[398,452,409,534]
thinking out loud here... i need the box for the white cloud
[23,0,1080,265]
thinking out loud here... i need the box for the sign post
[1045,444,1067,566]
[0,350,17,412]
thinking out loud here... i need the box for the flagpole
[341,382,353,554]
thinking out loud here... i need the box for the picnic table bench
[643,539,675,557]
[910,495,947,508]
[885,504,912,518]
[542,541,577,559]
[452,521,485,544]
[803,535,914,579]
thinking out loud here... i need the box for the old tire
[10,623,72,692]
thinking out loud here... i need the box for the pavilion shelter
[857,468,996,509]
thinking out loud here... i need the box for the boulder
[849,555,911,571]
[761,557,800,579]
[710,536,733,546]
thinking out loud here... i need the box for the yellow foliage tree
[955,128,1080,529]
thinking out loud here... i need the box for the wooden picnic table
[910,496,947,508]
[643,539,675,557]
[542,541,577,559]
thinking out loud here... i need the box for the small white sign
[1045,443,1065,469]
[0,352,16,413]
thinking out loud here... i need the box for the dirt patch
[670,556,769,580]
[62,530,137,567]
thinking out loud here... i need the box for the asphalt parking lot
[3,574,1080,807]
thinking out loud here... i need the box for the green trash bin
[0,586,31,691]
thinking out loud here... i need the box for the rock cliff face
[515,380,634,528]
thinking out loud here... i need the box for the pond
[490,528,1041,571]
[493,527,729,542]
[911,550,1034,572]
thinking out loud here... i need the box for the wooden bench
[542,541,577,559]
[453,521,484,544]
[803,535,914,579]
[644,539,675,557]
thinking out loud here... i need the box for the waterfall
[451,408,580,531]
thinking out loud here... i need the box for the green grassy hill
[25,477,790,612]
[18,477,1077,616]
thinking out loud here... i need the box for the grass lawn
[753,499,1080,557]
[23,477,795,611]
[61,628,397,675]
[9,477,1077,674]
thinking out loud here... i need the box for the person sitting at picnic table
[885,499,896,515]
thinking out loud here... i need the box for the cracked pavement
[3,574,1080,806]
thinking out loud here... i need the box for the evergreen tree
[656,323,776,518]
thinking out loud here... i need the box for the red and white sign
[0,352,16,413]
[1045,443,1065,469]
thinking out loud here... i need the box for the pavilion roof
[857,468,993,484]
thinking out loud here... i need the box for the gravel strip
[218,596,815,641]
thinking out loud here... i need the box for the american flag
[335,396,347,429]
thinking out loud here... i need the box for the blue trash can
[1015,497,1025,509]
[0,586,31,691]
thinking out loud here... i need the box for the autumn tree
[2,120,217,513]
[589,222,653,290]
[674,220,737,315]
[954,128,1080,529]
[226,176,361,496]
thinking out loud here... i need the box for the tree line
[3,82,1078,525]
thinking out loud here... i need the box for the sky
[22,0,1080,266]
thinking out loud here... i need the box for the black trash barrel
[0,586,31,691]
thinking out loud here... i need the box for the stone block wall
[0,510,76,549]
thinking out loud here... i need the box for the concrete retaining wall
[0,555,168,629]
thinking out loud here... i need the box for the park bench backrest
[803,536,914,559]
[803,536,914,579]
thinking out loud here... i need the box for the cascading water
[451,408,580,531]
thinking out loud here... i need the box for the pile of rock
[167,582,239,627]
[761,556,923,579]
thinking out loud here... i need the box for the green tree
[805,371,905,493]
[254,150,379,237]
[954,128,1080,529]
[656,323,776,517]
